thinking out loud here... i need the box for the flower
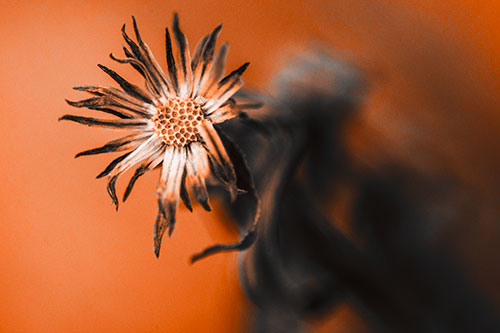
[60,14,254,258]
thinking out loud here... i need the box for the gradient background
[1,0,499,332]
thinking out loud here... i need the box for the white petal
[203,78,243,114]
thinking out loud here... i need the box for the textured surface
[153,98,203,146]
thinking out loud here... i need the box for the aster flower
[60,14,259,261]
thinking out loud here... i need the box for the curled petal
[191,228,257,263]
[122,46,147,77]
[107,175,119,210]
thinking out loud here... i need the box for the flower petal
[58,115,148,129]
[154,209,168,257]
[109,53,164,100]
[75,132,150,158]
[97,64,153,104]
[108,136,161,177]
[69,86,153,118]
[164,27,179,94]
[66,98,133,119]
[179,170,192,212]
[172,13,193,97]
[156,146,187,237]
[190,34,209,71]
[199,43,228,97]
[121,21,171,98]
[186,142,211,211]
[96,152,132,179]
[204,62,248,100]
[191,229,257,263]
[203,63,249,114]
[105,136,162,210]
[122,46,147,78]
[207,102,239,124]
[123,146,165,201]
[131,17,176,97]
[198,120,237,198]
[191,25,223,97]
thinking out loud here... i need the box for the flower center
[153,97,203,146]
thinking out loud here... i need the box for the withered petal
[191,226,257,263]
[199,43,228,97]
[96,152,132,179]
[179,170,192,212]
[75,133,148,158]
[198,121,237,198]
[123,162,150,202]
[107,175,119,210]
[172,12,193,96]
[165,27,179,92]
[218,62,250,87]
[59,115,147,129]
[154,209,168,258]
[186,143,211,211]
[97,64,153,104]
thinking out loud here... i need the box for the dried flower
[60,14,255,259]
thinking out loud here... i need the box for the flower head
[60,14,254,258]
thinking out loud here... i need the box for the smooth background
[1,0,499,332]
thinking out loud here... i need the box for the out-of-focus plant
[220,52,500,332]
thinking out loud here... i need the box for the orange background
[1,1,499,332]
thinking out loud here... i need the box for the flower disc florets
[153,97,203,146]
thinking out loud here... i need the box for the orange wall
[1,1,499,332]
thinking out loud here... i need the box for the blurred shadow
[218,51,500,332]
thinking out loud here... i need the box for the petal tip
[201,200,212,212]
[58,114,71,122]
[65,99,80,107]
